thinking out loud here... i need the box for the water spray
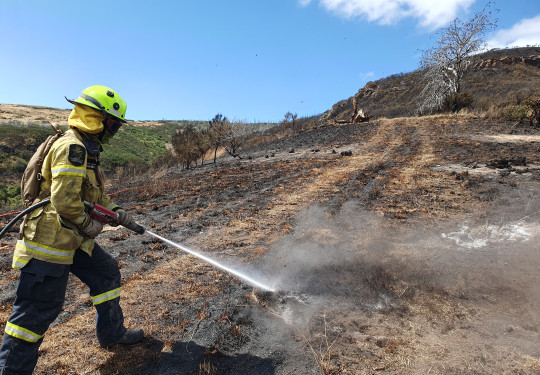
[86,202,276,291]
[145,230,275,292]
[1,199,275,292]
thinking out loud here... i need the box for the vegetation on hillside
[0,119,277,210]
[0,125,55,208]
[101,122,179,169]
[324,46,540,123]
[0,122,184,209]
[172,114,277,169]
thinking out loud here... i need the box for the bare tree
[282,111,298,132]
[223,121,250,159]
[208,113,229,163]
[172,125,201,169]
[418,3,498,114]
[194,128,211,166]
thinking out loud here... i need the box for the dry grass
[198,360,217,375]
[27,252,225,374]
[269,310,340,375]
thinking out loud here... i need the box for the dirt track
[1,115,540,374]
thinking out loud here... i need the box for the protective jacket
[13,107,122,268]
[0,90,133,375]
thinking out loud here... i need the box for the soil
[1,115,540,374]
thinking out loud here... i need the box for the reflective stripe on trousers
[0,244,127,374]
[4,322,44,343]
[91,287,121,305]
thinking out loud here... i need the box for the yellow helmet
[66,85,127,122]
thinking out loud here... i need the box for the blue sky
[1,1,539,123]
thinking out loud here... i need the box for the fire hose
[0,198,143,239]
[0,199,274,291]
[0,198,52,239]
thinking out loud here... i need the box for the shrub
[443,92,474,112]
[5,157,28,174]
[0,183,22,209]
[501,105,530,122]
[7,184,20,197]
[522,95,540,125]
[172,125,204,169]
[7,195,22,209]
[0,183,6,202]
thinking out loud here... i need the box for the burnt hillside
[323,46,540,122]
[1,114,540,374]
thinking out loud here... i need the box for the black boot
[116,329,144,346]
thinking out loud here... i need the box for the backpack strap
[21,124,65,207]
[34,125,66,203]
[50,122,64,135]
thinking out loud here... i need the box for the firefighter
[0,85,144,374]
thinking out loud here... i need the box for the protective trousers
[0,244,127,375]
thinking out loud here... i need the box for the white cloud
[300,0,476,29]
[359,71,375,81]
[487,14,540,48]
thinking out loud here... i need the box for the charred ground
[1,115,540,374]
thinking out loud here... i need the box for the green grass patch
[101,122,180,169]
[0,121,191,210]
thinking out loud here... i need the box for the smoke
[258,199,540,328]
[265,202,388,290]
[441,220,536,249]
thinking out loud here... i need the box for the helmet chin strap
[97,128,105,142]
[97,126,115,144]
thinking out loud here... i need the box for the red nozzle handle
[83,201,119,225]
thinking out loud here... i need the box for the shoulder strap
[50,122,64,136]
[20,123,66,207]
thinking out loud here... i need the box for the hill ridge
[322,47,540,122]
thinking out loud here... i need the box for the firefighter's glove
[117,211,145,234]
[79,218,104,239]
